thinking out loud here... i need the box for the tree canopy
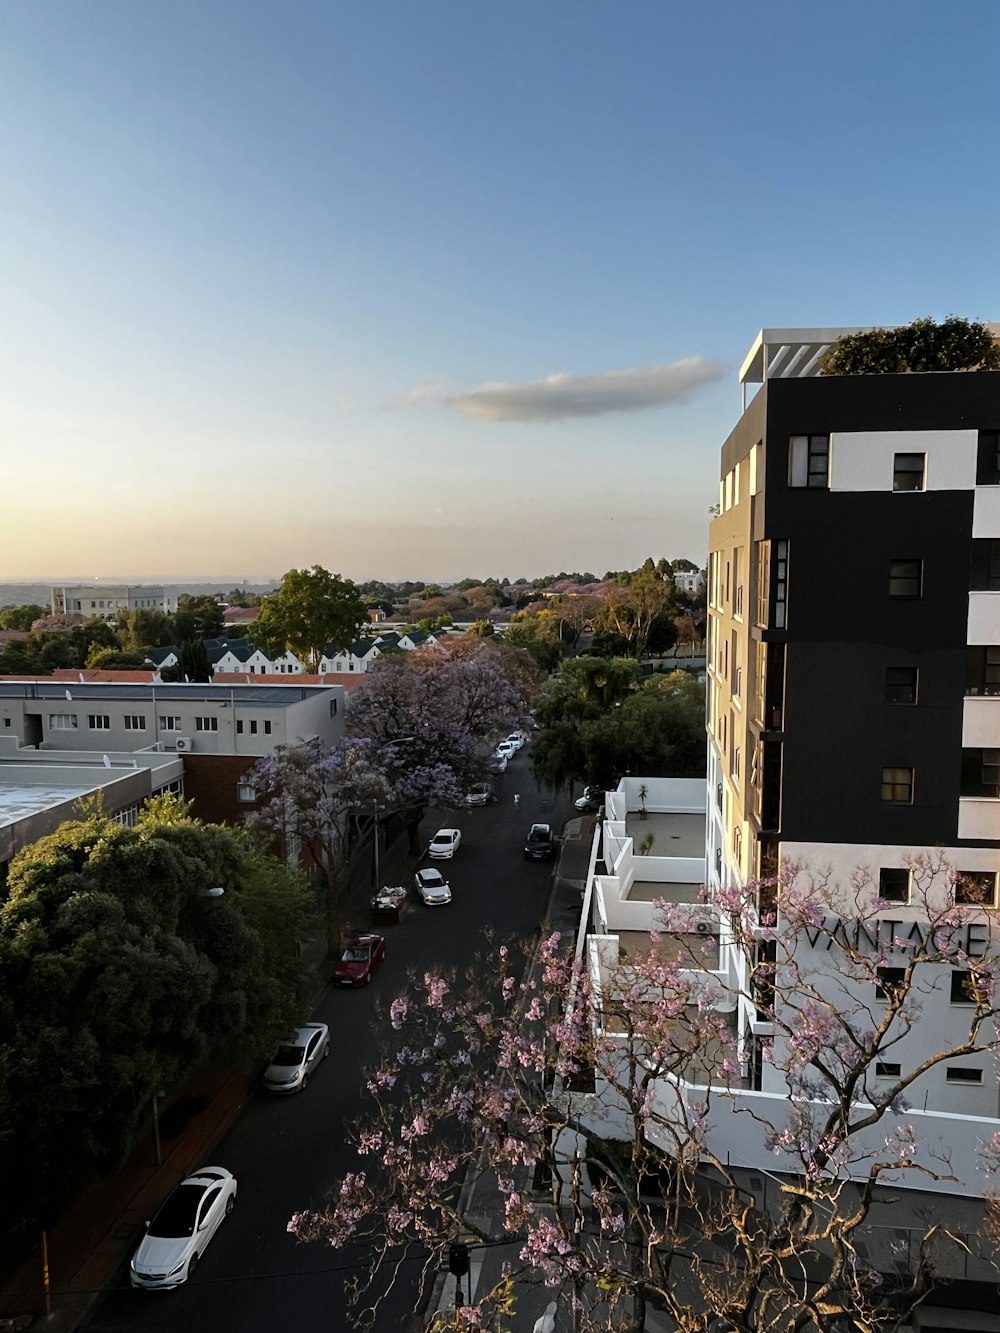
[253,565,367,670]
[819,316,1000,375]
[0,797,313,1226]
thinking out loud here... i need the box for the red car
[334,933,386,987]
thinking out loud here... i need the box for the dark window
[789,435,830,488]
[961,748,1000,799]
[893,453,925,492]
[875,1062,901,1078]
[951,970,976,1005]
[946,1066,983,1084]
[881,767,914,804]
[236,720,244,734]
[88,714,111,730]
[955,871,997,906]
[876,967,906,1001]
[965,646,1000,696]
[264,719,272,734]
[884,667,918,705]
[976,430,1000,486]
[878,868,910,903]
[250,720,258,735]
[970,539,1000,591]
[889,559,922,598]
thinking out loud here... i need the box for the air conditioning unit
[696,920,712,935]
[175,737,194,753]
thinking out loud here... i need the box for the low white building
[50,584,179,621]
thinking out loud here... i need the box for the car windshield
[148,1184,204,1238]
[342,947,369,962]
[271,1044,305,1066]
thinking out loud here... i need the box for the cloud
[401,377,450,406]
[439,357,725,423]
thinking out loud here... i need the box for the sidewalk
[0,823,424,1333]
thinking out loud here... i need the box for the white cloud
[401,377,450,406]
[438,357,725,423]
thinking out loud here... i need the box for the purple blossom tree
[287,855,1000,1331]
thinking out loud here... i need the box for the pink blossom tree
[288,856,1000,1330]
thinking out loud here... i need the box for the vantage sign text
[804,917,990,960]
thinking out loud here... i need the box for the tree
[819,316,1000,376]
[288,859,1000,1332]
[172,594,225,642]
[468,620,495,638]
[0,603,46,631]
[0,797,313,1229]
[592,567,675,660]
[164,637,213,682]
[253,565,367,671]
[115,607,172,654]
[503,618,562,672]
[84,647,151,671]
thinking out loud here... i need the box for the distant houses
[144,629,448,678]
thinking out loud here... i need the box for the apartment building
[50,583,180,621]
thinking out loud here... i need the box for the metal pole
[373,806,380,889]
[152,1092,161,1167]
[40,1229,51,1315]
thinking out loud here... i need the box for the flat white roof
[0,783,92,824]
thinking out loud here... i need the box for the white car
[429,828,462,859]
[130,1167,237,1289]
[263,1022,330,1094]
[488,753,508,773]
[465,783,491,807]
[504,733,525,751]
[495,741,517,762]
[415,867,452,905]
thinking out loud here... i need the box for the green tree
[0,799,312,1228]
[172,594,225,642]
[161,638,214,682]
[467,619,494,638]
[0,603,46,631]
[819,315,1000,375]
[84,647,151,671]
[254,566,366,670]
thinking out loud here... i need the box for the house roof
[222,606,259,624]
[213,671,366,691]
[146,645,177,665]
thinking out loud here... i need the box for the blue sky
[2,1,997,582]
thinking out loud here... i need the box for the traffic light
[448,1242,470,1277]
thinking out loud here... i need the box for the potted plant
[638,833,655,856]
[638,783,649,819]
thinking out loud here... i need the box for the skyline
[3,1,999,580]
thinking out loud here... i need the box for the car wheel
[364,972,371,985]
[187,1253,199,1278]
[225,1195,235,1217]
[300,1075,308,1092]
[323,1042,330,1058]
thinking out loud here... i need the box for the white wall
[974,486,1000,540]
[963,697,1000,747]
[829,429,977,492]
[967,592,1000,645]
[959,798,1000,840]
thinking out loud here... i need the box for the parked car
[130,1167,237,1289]
[504,732,525,751]
[574,785,605,812]
[334,933,386,986]
[488,753,508,774]
[263,1022,330,1094]
[524,823,554,861]
[465,782,492,807]
[429,827,462,858]
[495,741,517,762]
[415,867,452,905]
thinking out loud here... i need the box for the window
[195,716,219,732]
[961,748,1000,799]
[893,453,925,492]
[264,719,272,734]
[884,667,918,705]
[112,805,139,827]
[976,430,1000,486]
[124,715,146,731]
[955,871,998,906]
[889,559,922,598]
[876,967,906,1001]
[951,970,976,1005]
[236,721,244,734]
[881,767,914,804]
[966,646,1000,696]
[878,868,910,903]
[788,434,830,488]
[773,540,788,628]
[250,720,258,735]
[49,713,78,730]
[160,715,180,731]
[875,1062,901,1078]
[970,539,1000,591]
[946,1066,983,1084]
[88,715,111,730]
[237,783,258,802]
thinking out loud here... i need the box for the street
[83,754,570,1332]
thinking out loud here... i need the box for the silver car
[263,1022,330,1094]
[415,867,452,905]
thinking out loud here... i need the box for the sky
[2,0,998,584]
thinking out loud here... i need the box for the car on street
[524,823,554,861]
[415,867,452,905]
[574,785,606,812]
[429,827,462,858]
[488,753,508,773]
[504,732,525,751]
[495,741,517,762]
[465,782,491,807]
[334,933,386,986]
[263,1022,330,1094]
[130,1166,237,1289]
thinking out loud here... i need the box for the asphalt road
[84,752,569,1332]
